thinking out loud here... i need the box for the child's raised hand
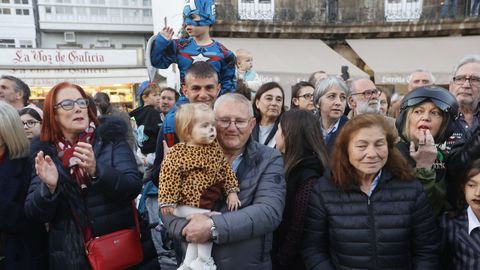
[161,206,175,216]
[160,27,174,40]
[227,193,241,211]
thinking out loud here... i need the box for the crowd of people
[0,52,480,269]
[1,0,480,269]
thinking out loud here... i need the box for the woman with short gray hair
[313,76,350,153]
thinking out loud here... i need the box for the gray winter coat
[164,139,286,270]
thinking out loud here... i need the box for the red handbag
[85,202,143,270]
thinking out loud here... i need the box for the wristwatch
[210,220,218,241]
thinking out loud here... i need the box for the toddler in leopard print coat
[158,103,240,270]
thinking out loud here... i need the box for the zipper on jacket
[367,194,378,269]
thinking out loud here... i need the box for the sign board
[0,48,142,68]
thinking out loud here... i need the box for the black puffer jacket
[302,170,440,270]
[24,116,142,269]
[446,125,480,210]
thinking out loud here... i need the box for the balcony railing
[216,2,480,24]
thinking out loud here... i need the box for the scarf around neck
[55,122,96,190]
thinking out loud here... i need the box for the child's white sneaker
[177,262,192,270]
[189,257,217,270]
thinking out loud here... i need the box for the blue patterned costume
[150,0,236,96]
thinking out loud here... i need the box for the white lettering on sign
[0,49,139,67]
[380,75,408,84]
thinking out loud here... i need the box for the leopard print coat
[158,141,239,209]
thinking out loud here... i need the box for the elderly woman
[272,109,328,270]
[395,86,458,217]
[303,113,440,269]
[252,82,285,148]
[313,76,349,153]
[24,82,142,269]
[0,101,48,269]
[19,107,42,141]
[290,81,315,111]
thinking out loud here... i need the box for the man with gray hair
[163,93,286,270]
[347,78,397,134]
[448,54,480,146]
[0,75,31,110]
[347,78,382,117]
[407,68,435,92]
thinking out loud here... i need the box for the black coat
[272,155,324,270]
[324,115,348,154]
[0,154,48,270]
[302,170,440,270]
[24,116,142,269]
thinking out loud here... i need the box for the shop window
[19,40,33,48]
[0,39,15,48]
[0,8,11,15]
[238,0,274,20]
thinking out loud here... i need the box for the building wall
[37,0,153,32]
[40,32,146,49]
[0,0,36,48]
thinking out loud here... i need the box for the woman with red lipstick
[395,86,459,217]
[24,82,142,269]
[303,114,439,269]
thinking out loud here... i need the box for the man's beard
[356,100,380,114]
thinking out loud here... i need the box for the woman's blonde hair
[175,103,214,143]
[0,101,30,159]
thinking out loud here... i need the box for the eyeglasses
[351,89,382,99]
[22,120,41,128]
[453,75,480,87]
[55,98,89,111]
[297,93,314,100]
[216,118,250,129]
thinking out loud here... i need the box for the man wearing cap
[149,0,236,96]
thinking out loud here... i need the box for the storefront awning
[0,68,149,87]
[347,36,480,85]
[215,37,369,82]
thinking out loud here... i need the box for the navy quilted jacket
[302,170,440,270]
